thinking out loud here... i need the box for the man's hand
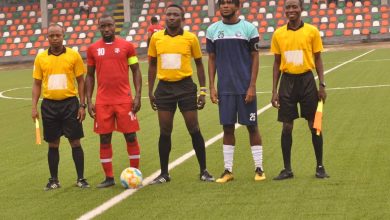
[87,103,96,119]
[245,86,256,103]
[271,92,280,109]
[197,94,206,110]
[149,93,157,111]
[210,87,218,104]
[318,87,327,103]
[32,107,39,122]
[77,107,86,123]
[132,96,141,113]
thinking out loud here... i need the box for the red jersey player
[147,16,163,46]
[85,14,143,188]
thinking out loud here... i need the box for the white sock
[251,145,263,170]
[223,145,235,172]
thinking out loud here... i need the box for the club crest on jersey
[115,48,120,54]
[235,31,242,37]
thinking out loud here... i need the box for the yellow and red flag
[35,119,42,145]
[313,100,323,136]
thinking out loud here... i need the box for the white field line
[77,50,376,219]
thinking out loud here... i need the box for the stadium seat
[5,50,12,57]
[353,29,360,35]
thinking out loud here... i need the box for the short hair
[217,0,240,7]
[151,16,158,23]
[98,13,114,24]
[166,4,185,18]
[48,23,64,33]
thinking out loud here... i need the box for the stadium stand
[0,0,389,61]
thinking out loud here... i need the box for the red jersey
[147,24,164,34]
[87,38,137,105]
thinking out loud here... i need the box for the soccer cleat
[200,170,215,182]
[254,167,266,181]
[97,177,115,188]
[149,174,171,185]
[76,178,90,188]
[44,178,61,191]
[273,169,294,180]
[216,170,234,183]
[315,166,330,178]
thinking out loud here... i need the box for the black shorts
[41,96,84,142]
[278,71,318,122]
[154,77,197,112]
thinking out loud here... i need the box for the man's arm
[314,52,327,103]
[208,53,218,104]
[148,56,158,111]
[245,51,259,103]
[194,57,206,110]
[76,75,86,122]
[85,65,96,118]
[32,79,42,122]
[130,63,142,113]
[271,54,282,109]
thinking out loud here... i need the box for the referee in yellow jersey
[148,4,214,184]
[271,0,329,180]
[32,23,89,190]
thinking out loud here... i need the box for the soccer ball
[120,167,143,189]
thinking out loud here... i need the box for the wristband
[200,91,207,96]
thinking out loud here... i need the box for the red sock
[100,144,113,177]
[127,140,140,169]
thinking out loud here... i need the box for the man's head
[285,0,303,22]
[151,16,158,24]
[47,23,64,49]
[217,0,240,20]
[165,4,185,30]
[98,14,115,42]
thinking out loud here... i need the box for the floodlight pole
[40,0,48,28]
[208,0,215,17]
[124,0,131,23]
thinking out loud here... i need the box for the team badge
[235,31,242,37]
[115,48,120,53]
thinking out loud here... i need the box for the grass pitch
[0,47,389,219]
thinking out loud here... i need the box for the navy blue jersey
[206,19,260,95]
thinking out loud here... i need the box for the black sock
[48,147,59,179]
[281,132,292,171]
[72,146,84,179]
[311,132,323,167]
[158,134,171,175]
[190,130,206,173]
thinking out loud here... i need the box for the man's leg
[158,111,174,175]
[273,122,295,180]
[247,125,266,181]
[308,120,329,178]
[124,132,140,169]
[46,139,61,190]
[97,133,116,188]
[69,138,89,188]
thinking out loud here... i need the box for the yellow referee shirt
[271,22,323,74]
[33,47,86,100]
[148,29,202,82]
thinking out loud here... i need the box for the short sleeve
[248,25,260,52]
[86,46,95,66]
[127,42,138,65]
[74,51,86,77]
[270,31,281,55]
[32,55,42,80]
[312,28,323,53]
[205,26,215,54]
[191,35,202,59]
[148,34,157,57]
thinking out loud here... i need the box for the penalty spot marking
[77,50,376,219]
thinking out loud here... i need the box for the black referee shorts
[41,96,84,142]
[154,77,198,112]
[278,71,319,122]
